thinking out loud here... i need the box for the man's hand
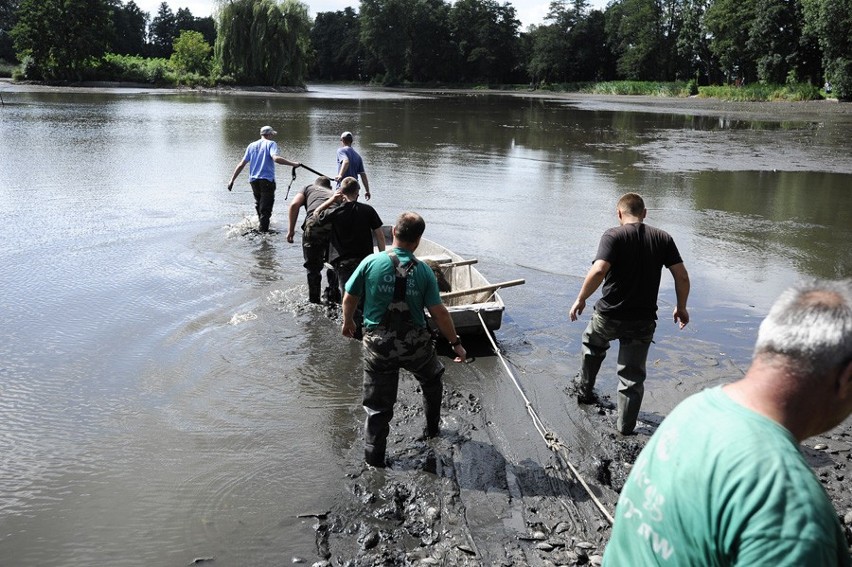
[569,298,586,322]
[342,320,357,338]
[364,190,371,201]
[451,343,467,363]
[286,230,295,243]
[673,306,690,329]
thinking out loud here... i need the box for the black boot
[364,447,386,468]
[308,286,322,304]
[308,274,322,304]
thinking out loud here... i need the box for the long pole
[440,279,526,300]
[298,163,333,180]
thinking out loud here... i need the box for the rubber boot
[308,274,322,304]
[422,383,442,439]
[364,444,386,468]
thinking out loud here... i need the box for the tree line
[1,0,849,99]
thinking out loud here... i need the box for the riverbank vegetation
[0,0,849,100]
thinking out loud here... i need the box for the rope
[476,311,615,525]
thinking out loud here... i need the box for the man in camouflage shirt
[342,212,466,468]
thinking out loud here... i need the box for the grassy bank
[510,80,827,102]
[580,80,825,101]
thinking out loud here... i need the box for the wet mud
[308,337,852,566]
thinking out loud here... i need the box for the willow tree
[215,0,311,86]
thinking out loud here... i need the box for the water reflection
[249,237,281,284]
[692,170,851,279]
[1,84,851,566]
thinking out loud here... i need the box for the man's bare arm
[569,259,610,321]
[669,262,690,328]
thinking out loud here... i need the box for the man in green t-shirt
[604,279,852,566]
[342,212,466,468]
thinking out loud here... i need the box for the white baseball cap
[260,126,277,136]
[340,131,353,140]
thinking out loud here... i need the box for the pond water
[0,84,850,565]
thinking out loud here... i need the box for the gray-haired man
[604,279,852,566]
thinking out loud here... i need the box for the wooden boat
[376,226,524,335]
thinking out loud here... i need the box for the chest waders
[362,252,444,467]
[379,252,419,333]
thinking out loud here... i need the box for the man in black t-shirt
[569,193,691,435]
[314,177,386,315]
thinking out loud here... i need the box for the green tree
[606,0,657,79]
[527,1,575,83]
[310,8,363,80]
[571,9,612,81]
[407,0,454,82]
[0,0,19,61]
[527,2,610,84]
[109,0,148,56]
[704,0,758,83]
[149,2,176,58]
[676,0,718,83]
[802,0,852,99]
[359,0,410,83]
[448,0,522,83]
[173,7,215,49]
[215,0,311,86]
[747,0,800,84]
[12,0,112,80]
[527,23,569,83]
[171,29,211,74]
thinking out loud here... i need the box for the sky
[134,0,610,31]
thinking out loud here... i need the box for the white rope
[476,311,615,525]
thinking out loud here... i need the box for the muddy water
[0,84,850,565]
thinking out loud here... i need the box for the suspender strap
[386,251,418,302]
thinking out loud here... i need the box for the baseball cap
[340,131,353,140]
[260,126,277,136]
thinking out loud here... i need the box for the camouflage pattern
[361,301,445,465]
[363,325,441,377]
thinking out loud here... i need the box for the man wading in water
[341,212,466,468]
[227,125,301,233]
[314,177,385,329]
[287,176,338,304]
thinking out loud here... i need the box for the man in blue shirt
[335,131,371,201]
[227,125,301,232]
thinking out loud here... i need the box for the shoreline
[3,78,850,121]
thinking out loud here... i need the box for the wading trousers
[250,179,276,232]
[334,258,363,321]
[361,326,445,467]
[302,234,335,303]
[576,312,656,434]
